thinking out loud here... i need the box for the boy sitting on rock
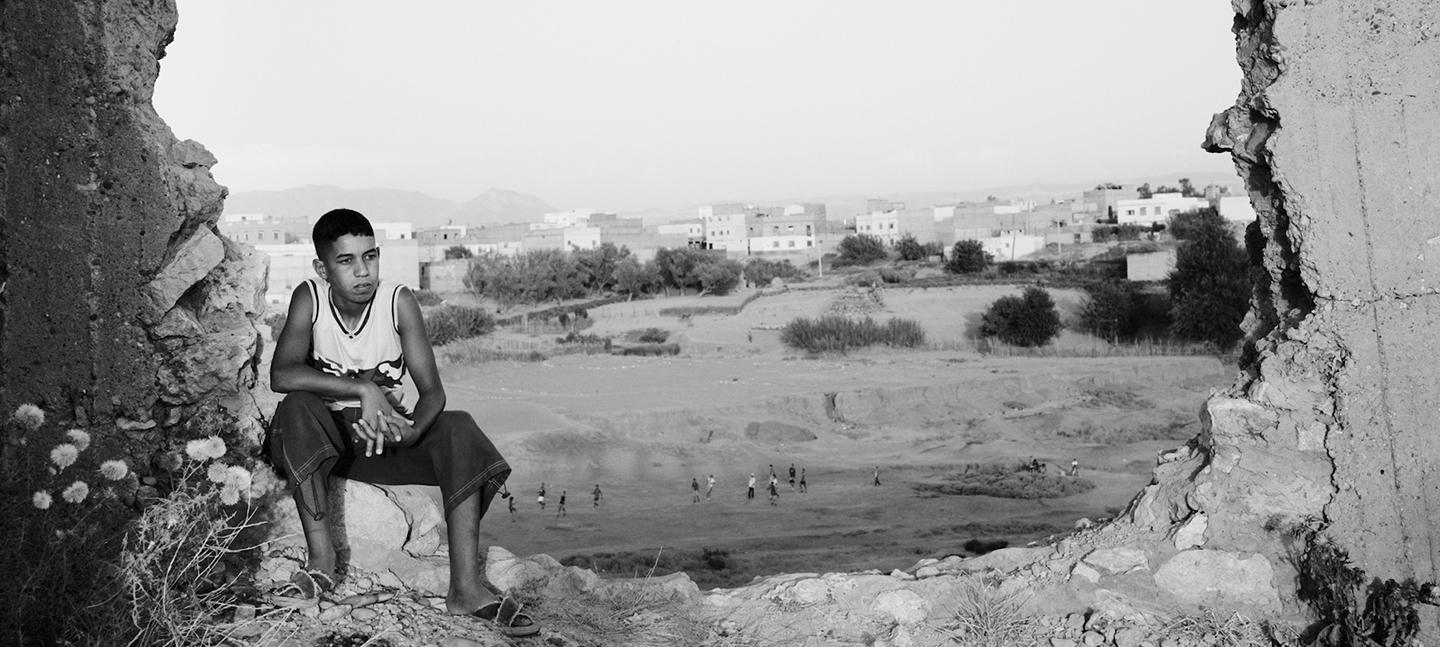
[268,208,536,637]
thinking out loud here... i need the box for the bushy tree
[1168,214,1250,350]
[1167,207,1228,242]
[1077,280,1145,341]
[946,240,991,274]
[444,245,473,259]
[463,249,586,306]
[744,258,805,286]
[896,234,928,261]
[573,243,630,294]
[835,234,888,266]
[613,257,662,298]
[980,286,1062,347]
[696,259,744,295]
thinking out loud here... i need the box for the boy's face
[313,234,380,304]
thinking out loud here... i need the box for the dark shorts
[269,391,511,521]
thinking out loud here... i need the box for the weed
[914,463,1095,499]
[1161,608,1296,647]
[936,577,1038,647]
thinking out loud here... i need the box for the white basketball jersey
[304,278,409,412]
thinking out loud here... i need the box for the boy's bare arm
[392,286,446,437]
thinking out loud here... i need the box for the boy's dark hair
[313,208,375,257]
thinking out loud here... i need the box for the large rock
[1153,550,1280,612]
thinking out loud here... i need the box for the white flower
[219,486,241,506]
[61,481,90,504]
[184,436,227,461]
[223,465,252,492]
[65,429,91,452]
[206,461,229,484]
[50,444,78,470]
[32,491,52,510]
[249,463,280,497]
[98,459,129,481]
[12,404,44,432]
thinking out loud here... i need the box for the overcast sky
[154,1,1243,211]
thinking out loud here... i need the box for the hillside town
[225,181,1257,306]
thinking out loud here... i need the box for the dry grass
[934,577,1040,647]
[1161,609,1300,647]
[120,483,266,646]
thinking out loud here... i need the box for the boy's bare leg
[445,490,498,614]
[294,483,337,578]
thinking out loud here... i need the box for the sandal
[277,568,337,600]
[469,596,539,638]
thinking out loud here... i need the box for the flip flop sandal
[470,596,539,638]
[277,569,337,600]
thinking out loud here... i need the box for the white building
[1218,196,1257,223]
[748,211,822,254]
[1114,193,1208,226]
[981,231,1045,261]
[700,204,751,252]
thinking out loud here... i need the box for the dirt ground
[428,284,1234,589]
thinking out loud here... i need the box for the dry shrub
[913,463,1096,499]
[120,482,264,646]
[1161,609,1298,647]
[780,315,925,353]
[937,577,1038,647]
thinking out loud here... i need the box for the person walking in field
[788,463,796,491]
[538,482,547,511]
[768,479,780,506]
[691,477,701,503]
[705,474,716,500]
[1070,458,1079,477]
[507,495,516,520]
[873,465,881,487]
[592,483,603,507]
[799,467,807,493]
[746,473,756,502]
[557,490,567,517]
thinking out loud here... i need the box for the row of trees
[462,244,802,307]
[835,233,995,275]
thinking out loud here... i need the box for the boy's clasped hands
[353,383,420,456]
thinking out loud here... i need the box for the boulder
[1153,550,1281,611]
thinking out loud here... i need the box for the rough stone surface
[1153,550,1281,611]
[873,589,929,625]
[1170,513,1207,551]
[0,0,264,455]
[1082,547,1149,575]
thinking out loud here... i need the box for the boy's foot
[453,594,540,638]
[282,568,337,599]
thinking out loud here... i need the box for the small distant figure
[557,490,567,517]
[746,473,756,502]
[1070,458,1079,477]
[769,464,776,481]
[507,495,516,520]
[799,468,807,493]
[592,483,603,507]
[788,463,796,490]
[538,483,547,510]
[768,479,779,506]
[705,474,716,500]
[691,477,701,503]
[872,465,881,487]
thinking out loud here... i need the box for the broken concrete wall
[1126,0,1440,608]
[0,1,265,451]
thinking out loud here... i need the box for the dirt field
[430,284,1234,589]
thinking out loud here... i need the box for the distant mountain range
[224,169,1244,229]
[223,185,556,228]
